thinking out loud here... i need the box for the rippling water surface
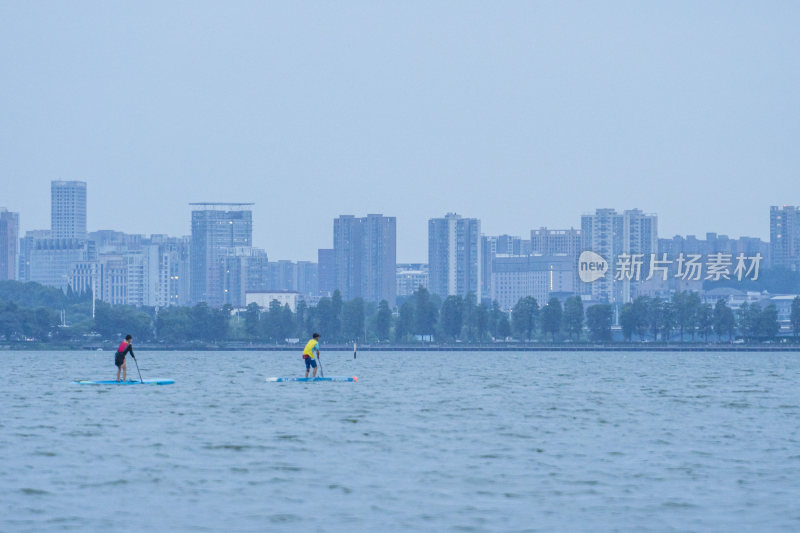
[2,350,800,532]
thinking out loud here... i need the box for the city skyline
[2,180,785,265]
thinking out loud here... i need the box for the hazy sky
[1,2,798,262]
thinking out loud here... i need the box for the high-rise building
[29,238,91,291]
[318,249,335,297]
[396,263,428,298]
[770,206,800,271]
[20,182,90,291]
[361,214,396,306]
[333,215,362,301]
[245,248,270,292]
[333,214,396,305]
[51,181,87,240]
[296,261,318,298]
[153,235,192,307]
[428,213,481,300]
[530,227,582,257]
[581,208,657,303]
[18,230,50,281]
[0,208,19,280]
[659,232,769,261]
[491,254,575,311]
[190,203,253,306]
[480,236,498,301]
[70,235,191,307]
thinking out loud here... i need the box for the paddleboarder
[115,335,136,382]
[302,333,320,378]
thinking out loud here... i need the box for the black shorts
[114,353,125,367]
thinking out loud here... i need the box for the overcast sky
[1,2,798,262]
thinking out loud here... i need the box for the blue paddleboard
[266,376,357,383]
[72,379,175,385]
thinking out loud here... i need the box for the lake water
[2,350,800,532]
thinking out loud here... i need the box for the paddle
[317,352,324,378]
[131,355,144,383]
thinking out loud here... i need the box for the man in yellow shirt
[302,333,321,378]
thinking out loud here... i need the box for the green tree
[645,296,661,341]
[562,296,584,340]
[673,291,701,341]
[631,296,650,340]
[313,297,339,341]
[713,299,735,341]
[375,300,392,341]
[462,292,478,342]
[511,296,539,341]
[244,303,261,339]
[489,301,504,339]
[395,300,415,341]
[263,300,289,342]
[0,302,23,340]
[620,303,635,341]
[156,306,193,342]
[697,303,713,342]
[758,303,780,340]
[297,300,314,339]
[440,296,464,340]
[475,302,489,342]
[281,304,295,341]
[341,298,365,341]
[95,302,154,341]
[330,290,343,340]
[586,304,613,342]
[496,311,511,340]
[541,297,562,342]
[738,302,760,342]
[413,288,437,339]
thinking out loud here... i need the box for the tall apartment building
[70,234,191,307]
[491,254,575,311]
[480,236,497,301]
[530,227,582,257]
[190,203,253,306]
[18,230,50,281]
[20,181,91,291]
[659,233,769,260]
[29,238,92,291]
[296,261,318,298]
[581,208,658,303]
[396,263,429,298]
[333,214,396,305]
[428,213,481,301]
[770,206,800,271]
[0,208,19,280]
[245,248,270,292]
[317,249,335,297]
[51,181,87,240]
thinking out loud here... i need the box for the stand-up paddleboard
[266,376,357,383]
[72,379,174,385]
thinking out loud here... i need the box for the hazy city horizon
[1,182,784,264]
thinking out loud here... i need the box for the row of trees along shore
[1,280,800,345]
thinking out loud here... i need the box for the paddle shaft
[132,356,144,383]
[318,352,324,377]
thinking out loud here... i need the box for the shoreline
[3,343,800,352]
